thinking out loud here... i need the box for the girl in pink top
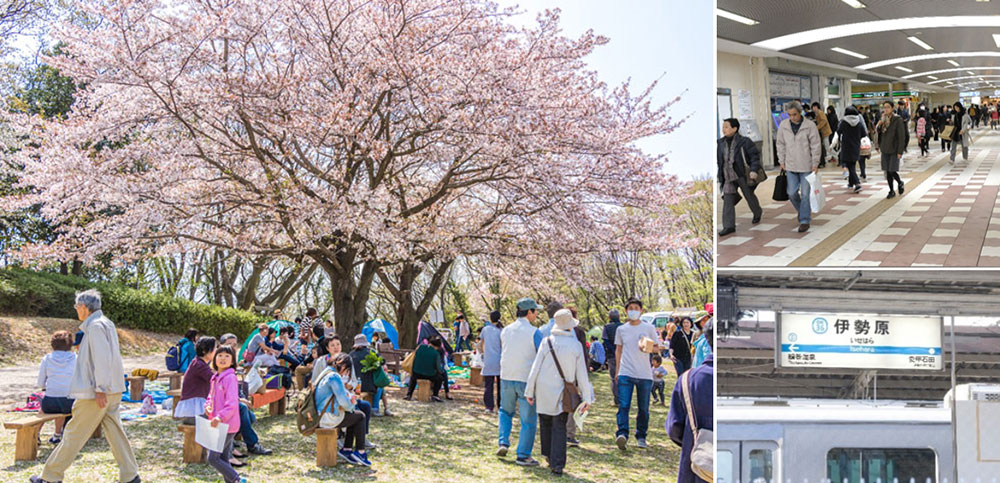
[205,345,244,483]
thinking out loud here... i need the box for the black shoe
[230,459,246,468]
[403,395,412,401]
[431,396,444,402]
[249,444,273,455]
[567,437,580,447]
[516,457,540,466]
[29,477,60,483]
[854,185,862,194]
[887,191,896,199]
[898,182,904,194]
[752,214,762,224]
[551,469,564,476]
[125,478,141,483]
[798,223,809,233]
[718,227,735,237]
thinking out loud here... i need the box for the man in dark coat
[717,118,763,236]
[836,106,868,193]
[601,309,623,406]
[878,101,907,199]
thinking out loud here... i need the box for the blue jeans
[498,380,537,459]
[456,336,472,352]
[238,403,258,447]
[616,375,652,440]
[371,387,383,412]
[786,170,812,224]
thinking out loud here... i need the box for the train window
[827,448,936,483]
[749,449,774,483]
[717,450,734,483]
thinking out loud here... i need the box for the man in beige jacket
[776,101,821,232]
[32,289,140,483]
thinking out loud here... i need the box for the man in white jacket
[526,309,594,476]
[497,297,544,466]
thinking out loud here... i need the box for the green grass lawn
[0,371,680,482]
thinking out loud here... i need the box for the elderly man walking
[775,101,821,233]
[32,290,141,483]
[497,297,544,466]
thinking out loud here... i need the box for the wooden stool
[269,395,287,416]
[167,389,182,417]
[416,381,433,402]
[315,427,340,467]
[126,376,146,401]
[469,366,483,387]
[177,425,205,463]
[294,365,311,390]
[452,352,465,367]
[4,414,67,461]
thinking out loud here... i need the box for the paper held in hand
[638,336,657,354]
[573,402,588,431]
[195,415,229,453]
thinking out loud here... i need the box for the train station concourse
[716,1,1000,267]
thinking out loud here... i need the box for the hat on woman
[553,309,575,331]
[353,333,370,348]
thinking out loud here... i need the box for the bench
[126,376,146,401]
[251,388,286,416]
[469,366,483,387]
[163,371,184,391]
[416,381,432,402]
[177,424,206,463]
[167,389,182,417]
[4,414,101,461]
[315,427,340,466]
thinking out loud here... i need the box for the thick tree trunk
[71,258,83,276]
[312,246,378,344]
[380,260,454,350]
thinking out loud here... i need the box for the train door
[718,440,780,483]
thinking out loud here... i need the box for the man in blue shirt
[588,336,606,371]
[667,319,714,483]
[480,311,503,412]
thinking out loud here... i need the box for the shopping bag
[400,350,416,374]
[772,170,789,201]
[246,361,264,394]
[860,136,872,156]
[195,415,229,453]
[805,172,825,213]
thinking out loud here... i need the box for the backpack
[296,367,335,436]
[165,343,182,372]
[681,370,713,481]
[266,365,292,390]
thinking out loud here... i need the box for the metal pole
[950,314,958,483]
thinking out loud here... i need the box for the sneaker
[798,223,810,233]
[339,448,362,465]
[853,185,862,194]
[898,182,904,194]
[567,437,580,447]
[48,435,61,445]
[403,395,412,401]
[842,171,849,179]
[616,435,627,451]
[637,438,648,449]
[887,191,896,199]
[29,477,59,483]
[516,457,540,466]
[365,440,377,449]
[496,445,509,457]
[239,479,248,483]
[248,444,273,455]
[431,396,444,402]
[353,451,373,467]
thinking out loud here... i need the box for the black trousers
[846,159,860,188]
[406,373,444,397]
[942,137,952,151]
[484,375,501,411]
[539,412,569,472]
[335,410,366,451]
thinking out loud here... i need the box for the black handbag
[772,170,789,201]
[742,145,768,187]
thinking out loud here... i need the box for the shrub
[0,267,260,339]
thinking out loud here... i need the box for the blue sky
[501,0,714,181]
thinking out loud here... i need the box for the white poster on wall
[778,312,943,370]
[737,89,753,119]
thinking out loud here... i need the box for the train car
[717,399,953,483]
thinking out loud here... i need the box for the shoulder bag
[681,370,713,481]
[741,144,768,187]
[547,338,582,413]
[772,170,789,201]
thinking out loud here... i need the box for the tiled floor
[718,128,1000,267]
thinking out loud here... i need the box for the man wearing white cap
[525,309,594,476]
[497,297,544,466]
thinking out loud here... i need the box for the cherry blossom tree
[5,0,692,341]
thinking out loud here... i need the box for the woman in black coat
[837,105,867,194]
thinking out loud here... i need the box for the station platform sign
[777,312,943,370]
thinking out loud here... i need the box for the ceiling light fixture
[948,60,962,67]
[927,75,938,80]
[716,8,759,26]
[926,75,1000,85]
[754,16,1000,51]
[994,34,1000,48]
[851,79,872,83]
[856,52,1000,70]
[902,66,1000,79]
[895,66,914,73]
[970,71,978,75]
[907,36,933,50]
[831,47,869,59]
[841,0,866,7]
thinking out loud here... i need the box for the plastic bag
[805,172,825,213]
[246,361,264,395]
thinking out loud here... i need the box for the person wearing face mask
[613,298,663,451]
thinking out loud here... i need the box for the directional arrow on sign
[789,343,799,353]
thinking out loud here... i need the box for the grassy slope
[0,368,681,482]
[0,316,179,366]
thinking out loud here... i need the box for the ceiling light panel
[831,47,869,59]
[895,66,914,72]
[926,74,1000,85]
[841,0,866,7]
[902,66,1000,79]
[907,36,933,51]
[857,52,1000,70]
[716,8,759,26]
[948,60,962,67]
[754,16,1000,51]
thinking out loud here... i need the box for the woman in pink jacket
[205,345,245,483]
